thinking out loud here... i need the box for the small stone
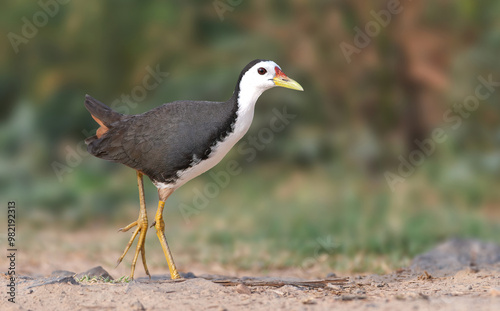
[280,285,303,293]
[417,271,433,280]
[490,287,500,297]
[130,300,145,311]
[419,292,429,300]
[340,295,366,301]
[302,298,316,305]
[235,284,251,295]
[340,295,355,301]
[181,272,196,279]
[269,292,281,299]
[271,289,284,296]
[75,266,114,281]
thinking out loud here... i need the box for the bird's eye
[257,67,267,75]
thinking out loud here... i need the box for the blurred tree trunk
[392,1,451,153]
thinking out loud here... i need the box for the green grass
[76,275,131,284]
[159,158,500,273]
[17,154,500,274]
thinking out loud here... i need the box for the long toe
[129,220,149,279]
[116,215,149,280]
[154,216,181,280]
[118,221,138,233]
[116,226,140,267]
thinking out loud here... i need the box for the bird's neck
[228,84,264,137]
[235,85,264,115]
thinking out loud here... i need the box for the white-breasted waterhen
[84,59,303,280]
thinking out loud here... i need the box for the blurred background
[1,0,499,277]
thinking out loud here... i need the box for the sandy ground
[2,236,500,310]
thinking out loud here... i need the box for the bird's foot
[116,209,150,280]
[155,201,181,280]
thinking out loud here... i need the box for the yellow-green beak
[273,67,304,91]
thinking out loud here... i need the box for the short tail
[84,94,124,143]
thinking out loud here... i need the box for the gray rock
[130,300,146,311]
[75,266,114,280]
[411,238,500,276]
[181,271,196,279]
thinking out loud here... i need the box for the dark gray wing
[87,99,237,183]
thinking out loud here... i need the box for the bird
[84,59,303,280]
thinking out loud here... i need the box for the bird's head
[238,59,304,93]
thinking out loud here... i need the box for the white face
[239,60,280,92]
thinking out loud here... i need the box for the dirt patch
[2,239,500,310]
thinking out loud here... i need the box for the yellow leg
[116,171,150,280]
[155,188,181,279]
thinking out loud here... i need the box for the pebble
[75,266,114,280]
[130,300,145,311]
[490,287,500,297]
[235,284,251,295]
[302,298,316,305]
[340,295,366,301]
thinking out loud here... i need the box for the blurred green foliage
[1,0,500,272]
